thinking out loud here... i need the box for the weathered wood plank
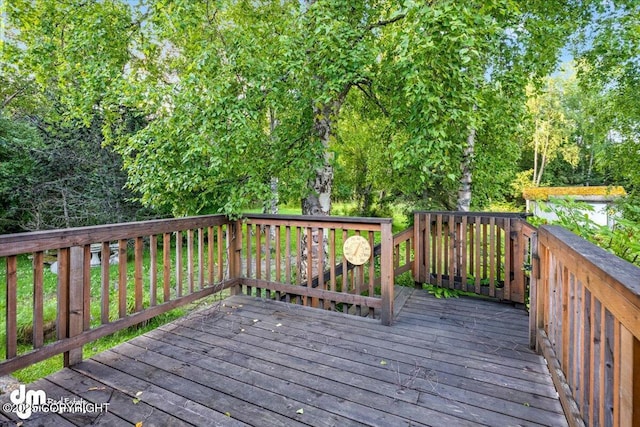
[112,342,338,426]
[219,297,556,394]
[154,296,565,425]
[74,358,247,427]
[6,288,567,427]
[128,335,437,427]
[46,367,193,426]
[0,377,115,426]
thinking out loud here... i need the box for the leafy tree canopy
[3,0,598,218]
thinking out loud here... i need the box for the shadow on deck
[0,289,566,427]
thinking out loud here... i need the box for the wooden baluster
[482,221,488,285]
[468,217,475,285]
[246,223,253,279]
[412,213,421,283]
[208,226,214,285]
[448,214,455,289]
[101,242,111,323]
[256,224,262,283]
[217,225,224,283]
[460,216,468,292]
[33,251,44,348]
[198,228,205,289]
[436,214,443,287]
[83,245,91,330]
[232,220,243,293]
[150,235,158,307]
[6,256,18,359]
[329,228,336,301]
[134,237,144,312]
[265,225,272,283]
[317,227,324,291]
[163,233,171,303]
[496,221,502,295]
[425,213,431,285]
[489,217,496,297]
[342,229,348,294]
[66,246,84,366]
[187,229,194,294]
[275,225,282,284]
[368,231,375,297]
[176,231,183,297]
[503,218,511,301]
[118,240,128,317]
[285,226,292,286]
[474,216,481,293]
[380,222,394,326]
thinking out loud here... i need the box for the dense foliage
[0,0,638,237]
[535,198,640,267]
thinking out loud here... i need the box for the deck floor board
[1,289,568,426]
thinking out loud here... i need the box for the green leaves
[3,0,604,219]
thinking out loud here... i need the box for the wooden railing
[233,214,394,325]
[0,214,395,375]
[0,215,237,376]
[7,209,637,427]
[532,225,640,427]
[412,212,533,304]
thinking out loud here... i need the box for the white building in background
[523,186,627,228]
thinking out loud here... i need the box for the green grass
[11,293,227,383]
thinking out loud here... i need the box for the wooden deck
[0,288,567,426]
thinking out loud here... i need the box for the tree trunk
[264,110,280,216]
[457,126,476,211]
[533,122,540,185]
[302,102,335,216]
[535,137,548,186]
[300,101,339,285]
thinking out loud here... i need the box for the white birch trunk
[457,126,476,212]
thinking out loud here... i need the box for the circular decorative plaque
[343,235,371,265]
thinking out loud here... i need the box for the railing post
[380,222,394,325]
[513,220,525,304]
[229,219,242,295]
[65,246,85,366]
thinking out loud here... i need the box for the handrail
[413,210,532,218]
[0,215,229,257]
[533,225,640,426]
